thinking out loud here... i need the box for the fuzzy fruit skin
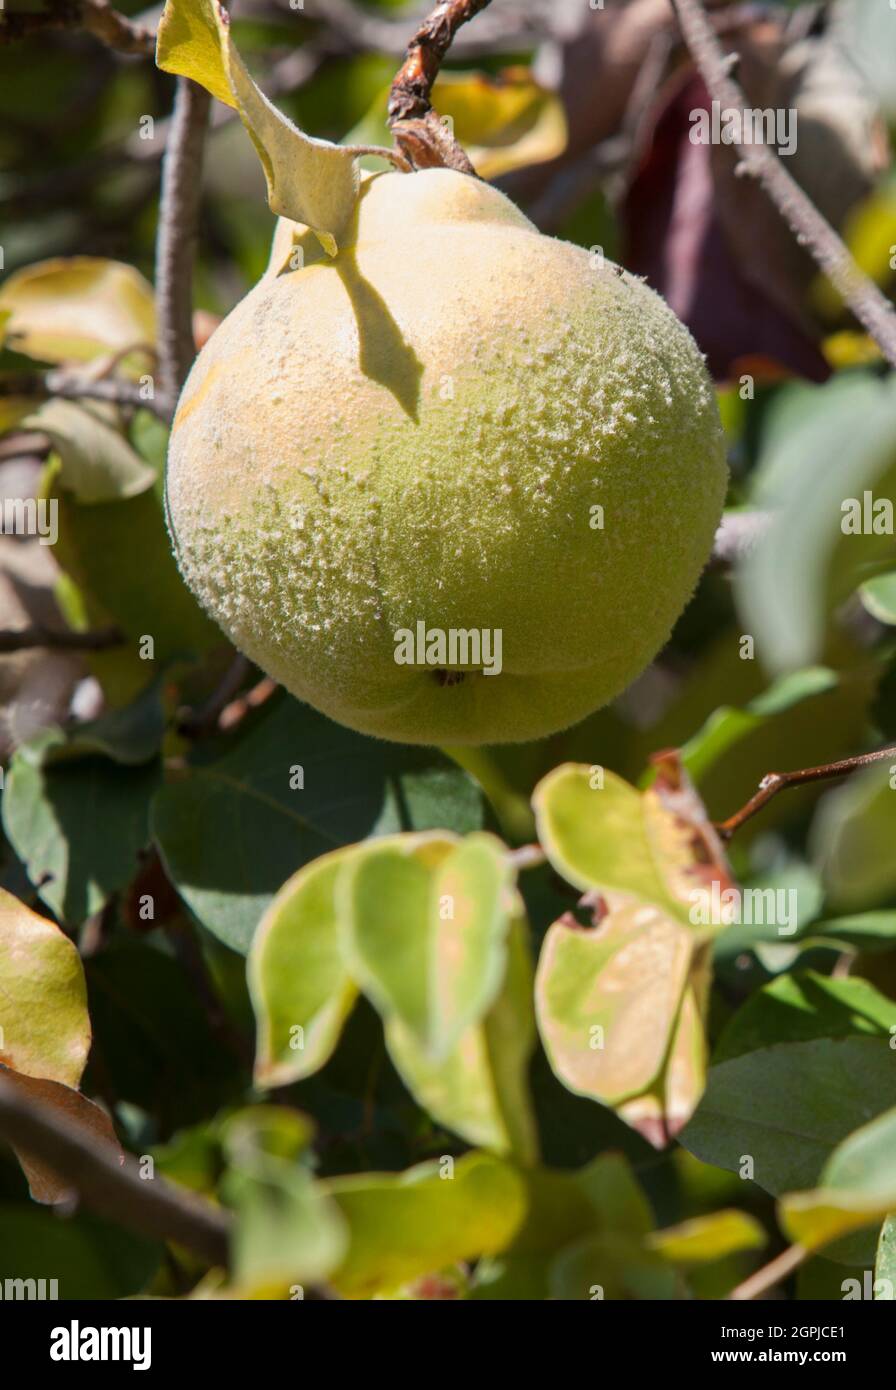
[166,170,726,746]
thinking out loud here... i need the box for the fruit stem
[387,0,494,174]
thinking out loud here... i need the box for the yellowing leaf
[326,1153,526,1299]
[157,0,358,253]
[344,69,566,180]
[0,889,90,1088]
[431,71,567,180]
[535,903,693,1109]
[779,1106,896,1252]
[648,1209,766,1265]
[155,0,231,105]
[0,257,155,366]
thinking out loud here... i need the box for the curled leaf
[157,0,358,254]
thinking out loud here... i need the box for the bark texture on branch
[670,0,896,368]
[0,1073,230,1267]
[154,77,211,420]
[388,0,493,173]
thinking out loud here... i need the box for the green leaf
[85,940,241,1131]
[157,0,358,254]
[3,739,160,924]
[249,848,359,1087]
[0,256,156,366]
[736,372,896,672]
[24,401,156,502]
[45,468,222,700]
[473,1154,657,1299]
[221,1107,347,1293]
[811,762,896,912]
[548,1234,677,1301]
[0,1206,160,1299]
[0,888,90,1087]
[338,831,514,1058]
[152,692,484,953]
[779,1107,896,1251]
[680,667,839,784]
[325,1152,526,1299]
[533,764,676,908]
[16,685,165,768]
[682,1037,896,1200]
[713,971,896,1063]
[385,911,538,1161]
[799,912,896,954]
[860,570,896,624]
[647,1210,767,1264]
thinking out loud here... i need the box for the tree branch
[729,1242,808,1300]
[0,626,124,654]
[715,743,896,841]
[0,0,155,57]
[0,1072,230,1267]
[388,0,493,173]
[669,0,896,369]
[154,77,211,421]
[0,370,166,419]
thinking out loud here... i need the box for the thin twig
[388,0,494,173]
[0,1072,230,1267]
[154,77,211,421]
[0,370,166,419]
[0,626,124,654]
[729,1242,808,1300]
[177,653,252,738]
[0,0,156,56]
[715,743,896,841]
[669,0,896,368]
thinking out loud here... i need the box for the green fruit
[166,169,726,745]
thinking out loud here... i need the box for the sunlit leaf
[157,0,358,254]
[221,1107,347,1292]
[249,848,359,1087]
[325,1152,526,1299]
[344,69,566,180]
[0,257,155,366]
[0,889,90,1087]
[385,912,538,1161]
[779,1107,896,1251]
[338,831,514,1059]
[647,1209,766,1264]
[811,762,896,912]
[24,401,156,503]
[535,903,692,1108]
[714,970,895,1063]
